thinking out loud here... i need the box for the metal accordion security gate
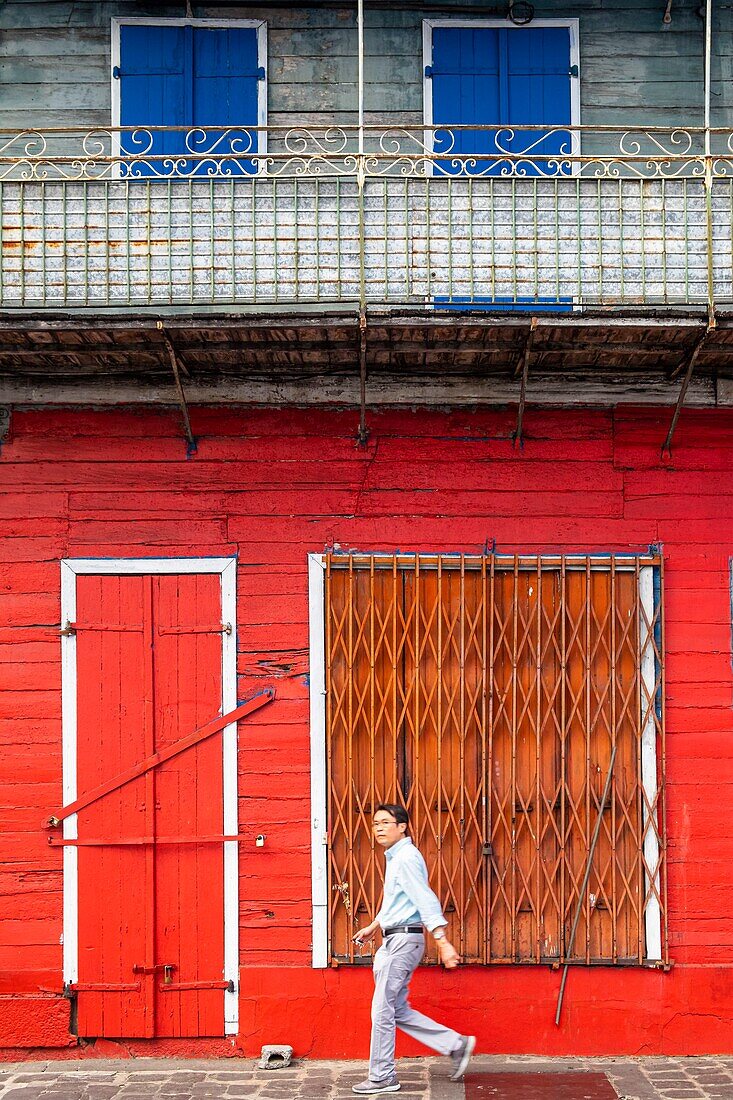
[325,554,667,968]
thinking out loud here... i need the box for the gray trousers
[369,932,461,1083]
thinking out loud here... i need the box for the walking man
[351,804,476,1095]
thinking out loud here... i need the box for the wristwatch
[434,930,446,941]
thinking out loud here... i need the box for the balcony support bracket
[357,310,369,448]
[661,313,715,458]
[512,318,538,448]
[0,406,10,454]
[157,322,197,456]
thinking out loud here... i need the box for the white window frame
[308,554,329,968]
[422,17,581,169]
[308,553,662,968]
[110,17,268,169]
[60,556,240,1032]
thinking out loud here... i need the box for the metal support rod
[555,740,618,1027]
[157,321,197,455]
[661,317,714,456]
[511,318,537,447]
[357,309,369,447]
[0,406,10,454]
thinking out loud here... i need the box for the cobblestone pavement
[1,1056,733,1100]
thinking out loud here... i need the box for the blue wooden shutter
[430,26,572,174]
[192,27,260,175]
[119,24,189,173]
[118,24,261,176]
[431,28,501,165]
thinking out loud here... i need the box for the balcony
[1,123,731,314]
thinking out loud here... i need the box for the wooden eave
[0,311,732,403]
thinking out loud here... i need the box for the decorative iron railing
[0,124,729,311]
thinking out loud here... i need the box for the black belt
[384,925,423,936]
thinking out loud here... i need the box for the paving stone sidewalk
[1,1056,733,1100]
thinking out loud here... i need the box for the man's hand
[438,939,460,969]
[353,920,379,946]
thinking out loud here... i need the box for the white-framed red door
[60,558,238,1038]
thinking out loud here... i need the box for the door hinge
[112,66,121,80]
[424,65,434,78]
[569,64,579,78]
[257,66,266,81]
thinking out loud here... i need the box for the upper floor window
[424,20,579,176]
[112,19,266,177]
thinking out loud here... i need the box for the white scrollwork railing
[0,124,720,180]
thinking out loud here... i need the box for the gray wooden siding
[0,0,725,133]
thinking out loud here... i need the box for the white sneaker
[449,1034,476,1080]
[351,1078,401,1094]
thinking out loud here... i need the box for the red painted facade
[1,404,732,1057]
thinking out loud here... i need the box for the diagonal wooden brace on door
[44,687,276,829]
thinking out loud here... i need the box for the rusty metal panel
[326,554,666,967]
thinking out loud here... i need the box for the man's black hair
[374,803,409,827]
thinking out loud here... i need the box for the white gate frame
[307,553,662,968]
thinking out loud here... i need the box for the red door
[73,572,227,1038]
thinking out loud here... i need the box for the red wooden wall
[0,404,732,1056]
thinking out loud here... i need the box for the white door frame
[60,556,239,1033]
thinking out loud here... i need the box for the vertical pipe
[704,0,715,315]
[357,0,365,155]
[704,0,712,151]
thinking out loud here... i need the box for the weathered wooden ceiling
[0,312,732,405]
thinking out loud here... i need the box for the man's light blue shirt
[376,836,447,932]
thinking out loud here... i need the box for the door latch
[133,962,176,984]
